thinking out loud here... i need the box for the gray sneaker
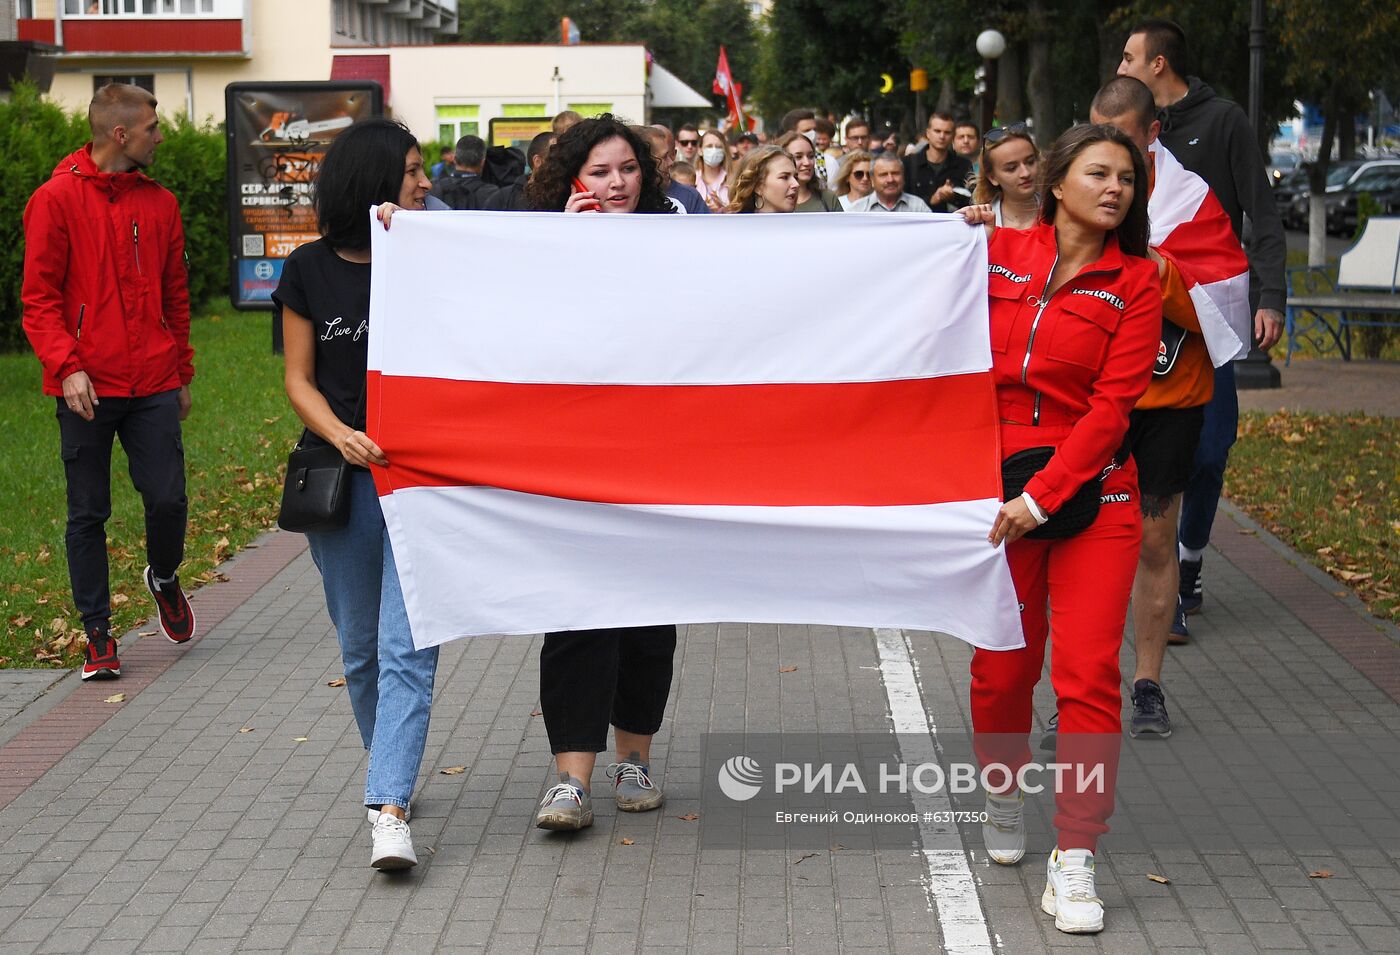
[606,752,665,812]
[1130,679,1173,739]
[535,774,593,831]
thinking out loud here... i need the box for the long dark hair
[525,114,674,213]
[1037,123,1149,258]
[314,118,419,251]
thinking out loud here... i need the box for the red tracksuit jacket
[22,145,193,399]
[987,222,1161,513]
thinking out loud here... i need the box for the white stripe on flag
[382,487,1025,651]
[368,210,991,384]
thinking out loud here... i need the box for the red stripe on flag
[1157,196,1249,286]
[368,372,1001,506]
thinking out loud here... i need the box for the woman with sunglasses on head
[727,145,801,214]
[276,118,436,872]
[976,124,1042,230]
[959,124,1161,935]
[694,128,734,212]
[834,150,875,211]
[518,115,680,831]
[776,131,841,212]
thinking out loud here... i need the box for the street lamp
[975,29,1006,135]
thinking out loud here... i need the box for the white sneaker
[370,811,417,870]
[1041,848,1104,933]
[982,790,1025,865]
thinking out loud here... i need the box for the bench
[1285,215,1400,364]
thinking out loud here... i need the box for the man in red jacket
[22,83,196,680]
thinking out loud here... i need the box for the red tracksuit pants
[970,459,1142,852]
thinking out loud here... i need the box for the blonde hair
[833,150,873,197]
[973,129,1040,205]
[727,145,795,213]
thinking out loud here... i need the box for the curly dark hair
[1038,123,1149,258]
[524,114,674,213]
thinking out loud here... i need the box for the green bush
[0,83,227,353]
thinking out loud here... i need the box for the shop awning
[649,62,711,109]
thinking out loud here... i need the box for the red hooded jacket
[988,222,1161,514]
[22,145,193,398]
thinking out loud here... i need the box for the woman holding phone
[959,124,1160,934]
[522,116,679,831]
[276,118,436,871]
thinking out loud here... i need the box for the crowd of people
[21,14,1284,938]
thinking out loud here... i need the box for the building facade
[21,0,708,144]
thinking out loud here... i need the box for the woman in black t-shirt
[520,117,680,832]
[273,119,434,872]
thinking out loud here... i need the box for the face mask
[702,146,726,168]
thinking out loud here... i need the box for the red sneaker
[144,566,196,644]
[82,627,121,680]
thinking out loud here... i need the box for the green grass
[1227,411,1400,625]
[0,309,291,666]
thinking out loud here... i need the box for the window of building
[67,0,226,14]
[19,0,36,18]
[436,105,480,146]
[93,73,156,94]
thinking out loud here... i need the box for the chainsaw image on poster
[257,112,355,145]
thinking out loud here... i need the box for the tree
[754,0,903,128]
[1273,0,1400,263]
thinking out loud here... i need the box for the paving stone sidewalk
[0,501,1397,953]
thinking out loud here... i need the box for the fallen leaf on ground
[1336,570,1372,582]
[1282,432,1305,444]
[530,709,542,717]
[138,630,158,637]
[1308,869,1334,879]
[111,594,128,605]
[104,693,125,703]
[676,812,700,821]
[779,665,798,673]
[1146,873,1171,884]
[794,852,818,865]
[239,727,255,734]
[440,765,467,775]
[293,736,309,742]
[326,677,347,687]
[1237,529,1257,535]
[620,837,635,845]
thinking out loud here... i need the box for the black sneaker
[1039,711,1059,752]
[1130,679,1172,739]
[144,565,196,644]
[1179,558,1203,615]
[82,626,121,680]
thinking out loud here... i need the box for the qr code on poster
[242,234,265,256]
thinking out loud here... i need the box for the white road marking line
[874,627,993,955]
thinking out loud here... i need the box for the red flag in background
[713,46,750,131]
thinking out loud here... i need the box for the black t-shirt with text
[271,239,371,450]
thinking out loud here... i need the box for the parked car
[1284,159,1365,230]
[1267,151,1300,185]
[1274,168,1310,228]
[1324,166,1400,234]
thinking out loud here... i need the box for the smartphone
[571,177,600,211]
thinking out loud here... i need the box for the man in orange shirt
[1090,77,1213,740]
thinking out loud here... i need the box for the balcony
[56,0,249,57]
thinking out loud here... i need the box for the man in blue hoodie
[1118,18,1285,641]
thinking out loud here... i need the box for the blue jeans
[1178,361,1239,551]
[306,470,438,811]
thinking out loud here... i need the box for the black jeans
[539,625,677,754]
[57,389,187,630]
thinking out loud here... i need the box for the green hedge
[0,84,227,353]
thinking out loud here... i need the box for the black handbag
[1000,446,1106,540]
[277,436,352,534]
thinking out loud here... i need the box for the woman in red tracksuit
[961,124,1162,935]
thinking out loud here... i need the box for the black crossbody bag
[1001,446,1120,540]
[277,386,366,535]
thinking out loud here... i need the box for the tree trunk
[1307,95,1338,267]
[1339,111,1356,159]
[1026,0,1054,146]
[1096,0,1123,84]
[936,76,955,116]
[997,41,1025,125]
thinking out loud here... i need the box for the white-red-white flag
[1148,144,1253,365]
[367,212,1023,652]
